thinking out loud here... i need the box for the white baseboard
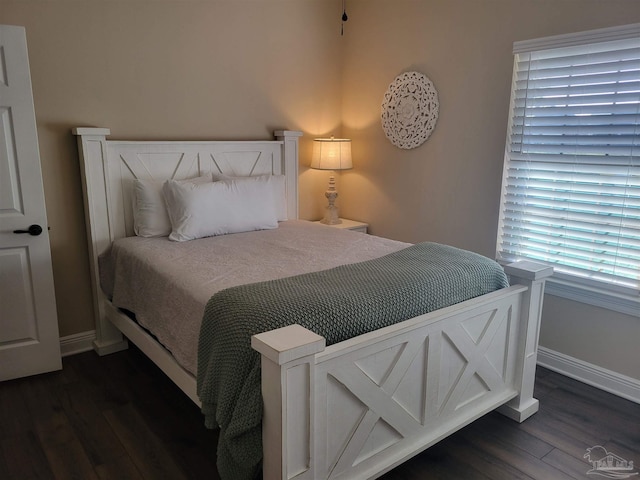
[537,346,640,404]
[60,330,96,357]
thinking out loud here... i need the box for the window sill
[543,277,639,317]
[498,259,639,316]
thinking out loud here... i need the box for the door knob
[13,224,43,236]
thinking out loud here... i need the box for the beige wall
[540,296,639,377]
[340,0,640,380]
[2,0,638,380]
[1,0,344,337]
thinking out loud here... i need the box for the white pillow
[162,176,279,242]
[132,176,211,237]
[212,174,288,221]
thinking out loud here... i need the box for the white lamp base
[320,174,342,225]
[321,206,341,225]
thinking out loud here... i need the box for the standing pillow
[133,175,211,237]
[162,177,279,242]
[212,174,288,221]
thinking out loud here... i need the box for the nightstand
[314,218,368,233]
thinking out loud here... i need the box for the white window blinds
[497,26,640,296]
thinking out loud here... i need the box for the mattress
[98,220,410,375]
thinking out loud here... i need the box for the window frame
[497,23,640,316]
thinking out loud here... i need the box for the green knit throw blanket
[197,242,509,480]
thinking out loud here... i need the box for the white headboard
[72,128,302,350]
[74,128,301,246]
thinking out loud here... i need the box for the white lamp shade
[310,138,353,170]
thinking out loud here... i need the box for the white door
[0,25,61,380]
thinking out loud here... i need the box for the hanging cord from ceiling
[341,0,348,36]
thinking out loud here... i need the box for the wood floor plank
[380,439,494,480]
[68,352,132,411]
[459,420,577,480]
[103,348,220,478]
[470,412,555,459]
[442,433,536,480]
[547,373,640,422]
[0,379,34,436]
[57,380,129,466]
[530,368,557,400]
[35,412,100,480]
[542,386,639,445]
[599,440,640,469]
[542,448,595,480]
[103,403,189,480]
[18,371,65,425]
[94,454,145,480]
[0,451,8,480]
[162,429,220,480]
[1,431,55,480]
[0,445,8,480]
[516,406,601,460]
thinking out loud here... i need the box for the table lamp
[310,137,353,225]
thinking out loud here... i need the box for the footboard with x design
[252,261,551,480]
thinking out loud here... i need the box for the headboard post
[72,127,129,355]
[275,130,303,220]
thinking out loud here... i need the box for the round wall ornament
[381,71,439,149]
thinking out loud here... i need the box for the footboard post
[498,261,553,422]
[252,324,325,480]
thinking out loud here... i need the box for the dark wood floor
[1,346,638,480]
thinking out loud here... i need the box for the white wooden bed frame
[74,127,552,480]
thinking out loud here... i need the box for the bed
[73,127,552,480]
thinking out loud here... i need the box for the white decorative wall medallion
[381,71,439,149]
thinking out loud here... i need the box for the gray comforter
[197,242,509,480]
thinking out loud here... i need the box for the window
[497,24,640,315]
